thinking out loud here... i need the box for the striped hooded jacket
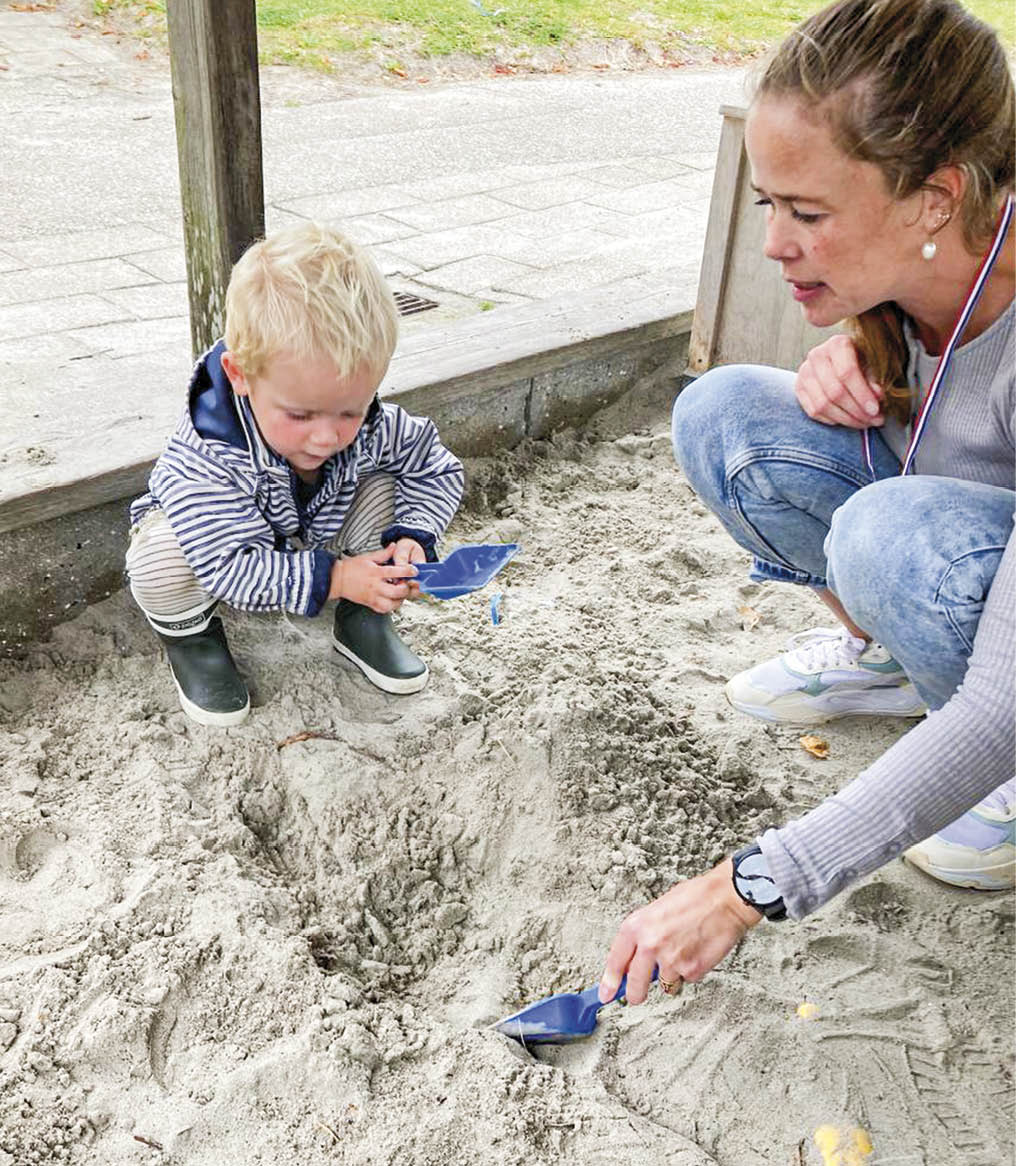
[130,341,464,617]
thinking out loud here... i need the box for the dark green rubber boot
[332,600,428,694]
[156,616,250,727]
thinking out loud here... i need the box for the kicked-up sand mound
[0,382,1012,1164]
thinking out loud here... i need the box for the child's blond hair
[224,222,399,380]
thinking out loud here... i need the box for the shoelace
[784,626,868,672]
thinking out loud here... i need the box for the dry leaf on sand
[799,734,830,759]
[737,604,761,631]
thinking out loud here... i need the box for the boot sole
[171,675,251,727]
[332,637,429,695]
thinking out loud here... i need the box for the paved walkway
[0,2,745,502]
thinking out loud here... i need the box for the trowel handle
[606,966,660,1006]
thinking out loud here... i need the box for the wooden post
[166,0,265,358]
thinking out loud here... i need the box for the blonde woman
[602,0,1014,1004]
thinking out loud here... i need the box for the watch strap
[732,843,787,921]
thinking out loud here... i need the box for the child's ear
[220,351,250,396]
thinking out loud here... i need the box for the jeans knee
[826,479,924,629]
[672,366,743,474]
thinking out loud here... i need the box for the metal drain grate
[393,290,439,317]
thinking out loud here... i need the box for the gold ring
[659,976,683,996]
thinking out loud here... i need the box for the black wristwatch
[731,843,787,921]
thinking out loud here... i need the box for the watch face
[735,849,782,907]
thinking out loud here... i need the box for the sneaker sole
[725,685,927,726]
[172,677,250,728]
[904,851,1015,891]
[332,637,429,695]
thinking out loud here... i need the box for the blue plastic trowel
[492,969,659,1045]
[412,543,519,600]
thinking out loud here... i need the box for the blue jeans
[672,364,1014,710]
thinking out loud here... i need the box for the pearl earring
[922,211,951,261]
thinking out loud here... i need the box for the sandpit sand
[1,378,1013,1165]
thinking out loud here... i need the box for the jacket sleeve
[760,525,1016,918]
[149,439,334,617]
[374,404,464,545]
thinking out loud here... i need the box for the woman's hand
[795,335,884,429]
[329,546,418,612]
[598,860,764,1005]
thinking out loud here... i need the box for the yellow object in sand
[796,1000,820,1019]
[813,1126,873,1165]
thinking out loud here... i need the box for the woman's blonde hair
[754,0,1015,420]
[225,222,399,380]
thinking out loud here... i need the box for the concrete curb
[1,271,691,648]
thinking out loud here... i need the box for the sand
[1,380,1013,1165]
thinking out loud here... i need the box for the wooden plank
[0,462,156,534]
[687,109,747,373]
[165,0,265,357]
[688,105,838,376]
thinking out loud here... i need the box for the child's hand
[330,547,418,612]
[391,538,427,600]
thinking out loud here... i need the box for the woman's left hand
[598,859,764,1004]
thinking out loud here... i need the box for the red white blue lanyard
[862,192,1015,479]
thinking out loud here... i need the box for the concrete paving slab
[1,225,175,268]
[386,194,516,232]
[0,294,129,341]
[494,248,660,299]
[380,223,518,270]
[123,248,187,283]
[587,175,709,215]
[490,227,621,270]
[414,254,538,295]
[629,155,698,179]
[0,333,92,363]
[371,247,424,278]
[490,175,615,211]
[0,258,157,306]
[276,184,418,219]
[580,164,665,189]
[101,282,189,320]
[331,212,419,246]
[497,202,626,239]
[599,202,710,240]
[393,169,521,201]
[65,317,190,359]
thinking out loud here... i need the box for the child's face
[222,350,380,476]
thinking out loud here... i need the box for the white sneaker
[725,626,927,725]
[905,780,1016,891]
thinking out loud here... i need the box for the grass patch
[92,0,1014,70]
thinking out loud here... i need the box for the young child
[125,222,464,727]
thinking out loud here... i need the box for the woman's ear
[220,350,250,397]
[921,164,967,234]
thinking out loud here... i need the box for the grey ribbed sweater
[760,299,1015,918]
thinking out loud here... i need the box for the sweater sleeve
[150,440,334,617]
[375,404,464,540]
[760,524,1016,918]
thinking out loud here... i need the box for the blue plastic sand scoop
[492,970,658,1045]
[412,543,519,600]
